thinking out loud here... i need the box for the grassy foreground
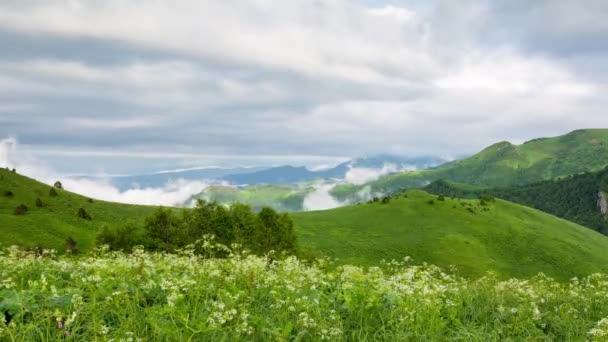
[1,246,608,341]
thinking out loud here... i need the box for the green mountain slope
[292,190,608,280]
[0,168,154,252]
[332,129,608,200]
[425,167,608,235]
[192,184,313,211]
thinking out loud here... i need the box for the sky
[1,0,608,175]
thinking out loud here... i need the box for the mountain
[221,164,350,185]
[98,167,265,191]
[0,168,155,251]
[332,129,608,201]
[291,189,608,280]
[192,184,314,212]
[425,166,608,235]
[221,155,446,185]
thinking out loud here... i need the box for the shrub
[87,198,94,203]
[35,198,43,207]
[65,237,78,254]
[479,194,495,203]
[53,181,63,189]
[77,208,92,220]
[427,199,435,205]
[49,188,58,197]
[3,190,14,197]
[381,197,391,204]
[437,194,445,201]
[14,204,28,215]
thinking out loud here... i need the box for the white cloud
[302,183,344,211]
[61,178,207,206]
[345,163,405,185]
[0,137,207,206]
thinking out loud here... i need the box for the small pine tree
[437,194,445,202]
[49,188,58,197]
[78,208,92,220]
[65,237,78,254]
[35,198,43,208]
[14,204,28,215]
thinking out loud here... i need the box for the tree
[3,190,14,197]
[53,181,63,189]
[49,188,58,197]
[78,207,92,220]
[14,204,28,215]
[144,207,180,251]
[35,198,43,207]
[258,207,298,254]
[97,222,142,252]
[65,237,77,254]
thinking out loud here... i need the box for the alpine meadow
[2,1,608,341]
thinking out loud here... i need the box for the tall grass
[1,244,607,341]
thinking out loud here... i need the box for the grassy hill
[292,190,608,280]
[0,168,154,252]
[4,168,608,281]
[425,167,608,235]
[192,184,313,211]
[332,129,608,201]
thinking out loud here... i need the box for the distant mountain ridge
[331,129,608,201]
[97,155,446,190]
[222,155,445,185]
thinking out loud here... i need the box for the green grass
[0,168,154,252]
[2,247,608,341]
[332,129,608,200]
[194,184,313,211]
[292,190,608,280]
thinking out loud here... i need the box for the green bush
[77,208,92,220]
[14,204,28,215]
[35,198,43,208]
[49,188,58,197]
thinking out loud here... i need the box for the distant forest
[425,167,608,235]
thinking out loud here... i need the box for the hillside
[192,184,313,211]
[425,167,608,235]
[291,190,608,280]
[4,168,608,281]
[0,168,154,252]
[332,129,608,201]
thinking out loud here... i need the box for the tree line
[97,199,298,255]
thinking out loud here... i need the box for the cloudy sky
[1,0,608,174]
